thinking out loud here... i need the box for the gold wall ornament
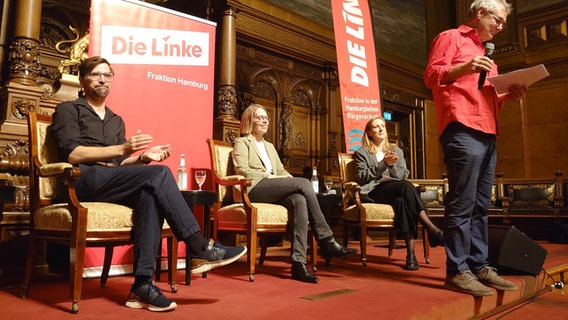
[8,38,42,85]
[12,98,35,120]
[0,140,29,174]
[55,26,89,75]
[216,85,238,119]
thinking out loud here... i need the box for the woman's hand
[384,151,399,167]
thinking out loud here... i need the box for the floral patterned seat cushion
[218,202,289,225]
[35,202,134,231]
[344,203,395,222]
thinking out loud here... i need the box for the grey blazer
[353,145,409,196]
[232,134,291,193]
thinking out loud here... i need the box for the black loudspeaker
[488,225,548,275]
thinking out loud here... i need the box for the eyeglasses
[487,11,506,26]
[254,115,271,121]
[86,72,115,81]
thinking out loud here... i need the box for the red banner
[85,0,216,272]
[331,0,382,153]
[89,0,216,175]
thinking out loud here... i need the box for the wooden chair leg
[100,246,114,287]
[422,227,430,264]
[21,237,38,299]
[388,229,395,258]
[310,232,318,272]
[259,236,268,266]
[360,225,368,266]
[342,222,349,247]
[248,231,257,282]
[70,239,87,314]
[167,236,178,293]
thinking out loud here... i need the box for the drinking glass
[14,186,28,211]
[195,170,207,191]
[324,177,334,193]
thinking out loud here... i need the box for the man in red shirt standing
[424,0,527,296]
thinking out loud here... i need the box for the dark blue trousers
[75,164,201,277]
[440,122,497,276]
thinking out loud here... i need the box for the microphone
[478,42,495,90]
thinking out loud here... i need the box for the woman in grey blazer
[353,116,444,271]
[232,104,356,283]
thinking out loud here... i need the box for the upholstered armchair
[22,111,178,314]
[338,152,430,266]
[207,138,317,281]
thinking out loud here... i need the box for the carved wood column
[1,0,43,144]
[214,6,240,142]
[8,0,42,85]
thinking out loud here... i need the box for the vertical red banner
[331,0,382,153]
[83,0,216,271]
[89,0,216,176]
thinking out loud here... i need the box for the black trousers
[368,180,425,238]
[75,164,201,277]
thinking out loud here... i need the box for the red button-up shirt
[424,25,504,136]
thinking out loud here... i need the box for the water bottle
[311,167,319,194]
[177,154,188,190]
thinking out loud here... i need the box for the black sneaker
[125,282,177,312]
[190,239,247,274]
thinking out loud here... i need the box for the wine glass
[195,170,207,191]
[324,177,334,194]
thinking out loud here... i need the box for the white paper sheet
[487,64,550,94]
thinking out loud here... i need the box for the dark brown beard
[94,86,109,98]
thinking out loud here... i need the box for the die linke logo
[100,25,210,66]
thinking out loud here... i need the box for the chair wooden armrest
[37,162,74,176]
[342,182,360,204]
[216,174,246,186]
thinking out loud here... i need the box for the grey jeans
[248,177,333,263]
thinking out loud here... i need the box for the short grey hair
[468,0,512,18]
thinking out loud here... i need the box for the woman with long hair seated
[232,104,357,283]
[354,116,445,270]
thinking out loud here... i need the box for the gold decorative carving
[288,158,309,171]
[8,38,41,83]
[523,19,568,48]
[525,25,548,46]
[12,98,35,120]
[236,13,336,63]
[279,103,294,152]
[55,26,89,75]
[0,140,29,174]
[329,132,337,151]
[548,20,567,40]
[216,85,238,119]
[224,129,239,143]
[251,80,277,101]
[289,88,312,108]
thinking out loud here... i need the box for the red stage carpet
[1,239,567,320]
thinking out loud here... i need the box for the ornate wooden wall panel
[496,2,568,178]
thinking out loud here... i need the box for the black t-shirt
[51,97,128,166]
